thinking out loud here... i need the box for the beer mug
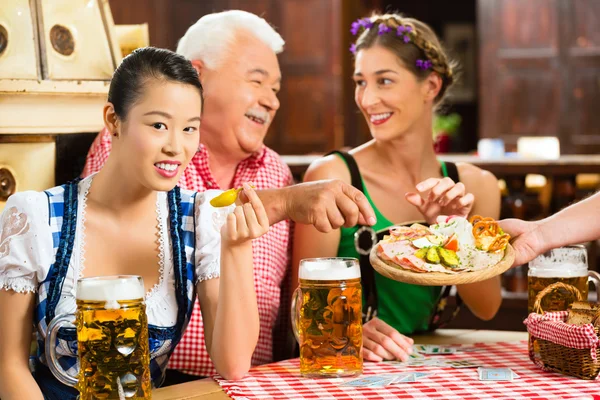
[291,258,362,378]
[46,276,151,399]
[528,245,600,313]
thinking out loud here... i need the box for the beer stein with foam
[46,275,151,399]
[291,258,363,378]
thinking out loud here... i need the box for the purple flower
[405,26,413,33]
[378,23,391,35]
[416,59,432,70]
[350,43,357,54]
[350,18,374,35]
[403,35,411,43]
[397,26,406,34]
[360,18,373,29]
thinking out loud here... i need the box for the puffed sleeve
[0,191,53,293]
[194,190,235,283]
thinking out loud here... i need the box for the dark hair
[107,46,203,119]
[353,14,456,105]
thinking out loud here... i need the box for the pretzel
[469,215,511,252]
[469,215,494,226]
[488,234,510,253]
[472,220,499,238]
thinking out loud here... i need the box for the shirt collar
[196,143,268,168]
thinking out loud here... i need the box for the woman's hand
[362,317,414,362]
[221,183,269,246]
[405,177,474,224]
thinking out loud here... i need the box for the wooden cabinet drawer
[0,141,55,212]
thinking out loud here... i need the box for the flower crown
[350,17,432,71]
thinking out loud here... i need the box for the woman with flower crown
[292,13,503,362]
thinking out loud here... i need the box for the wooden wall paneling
[168,1,223,49]
[478,0,500,144]
[572,0,600,49]
[479,0,600,154]
[342,0,371,149]
[478,0,561,151]
[275,0,343,154]
[497,0,558,50]
[227,0,274,18]
[563,0,600,153]
[495,61,561,140]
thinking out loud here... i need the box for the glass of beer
[46,275,151,399]
[528,245,600,313]
[291,258,362,378]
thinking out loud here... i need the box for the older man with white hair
[82,10,375,385]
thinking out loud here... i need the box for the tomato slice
[444,234,459,252]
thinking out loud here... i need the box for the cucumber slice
[438,247,459,267]
[415,247,429,259]
[426,247,441,263]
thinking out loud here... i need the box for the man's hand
[405,177,474,224]
[499,218,546,266]
[284,180,376,232]
[362,317,414,362]
[250,180,376,232]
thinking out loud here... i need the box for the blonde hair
[176,10,285,69]
[353,13,456,104]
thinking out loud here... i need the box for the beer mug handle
[589,271,600,302]
[290,287,301,344]
[46,313,78,387]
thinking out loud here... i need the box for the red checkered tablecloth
[214,340,600,399]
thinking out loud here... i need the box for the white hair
[176,10,285,69]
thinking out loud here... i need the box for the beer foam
[529,263,588,278]
[299,259,361,281]
[529,246,588,278]
[76,276,145,302]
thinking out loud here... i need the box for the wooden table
[153,329,528,400]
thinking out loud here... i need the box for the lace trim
[197,272,220,282]
[0,277,36,293]
[77,177,93,279]
[197,260,220,283]
[145,192,166,306]
[77,179,167,304]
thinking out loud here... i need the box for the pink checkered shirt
[82,128,293,376]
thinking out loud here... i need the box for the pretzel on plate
[469,215,510,253]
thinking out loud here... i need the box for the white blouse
[0,176,234,327]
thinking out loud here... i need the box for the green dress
[336,156,454,335]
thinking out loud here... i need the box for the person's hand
[283,180,376,232]
[405,177,474,224]
[362,317,414,362]
[221,183,269,246]
[499,218,545,266]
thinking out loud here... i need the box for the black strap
[444,161,460,183]
[329,150,364,192]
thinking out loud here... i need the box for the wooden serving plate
[369,244,515,286]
